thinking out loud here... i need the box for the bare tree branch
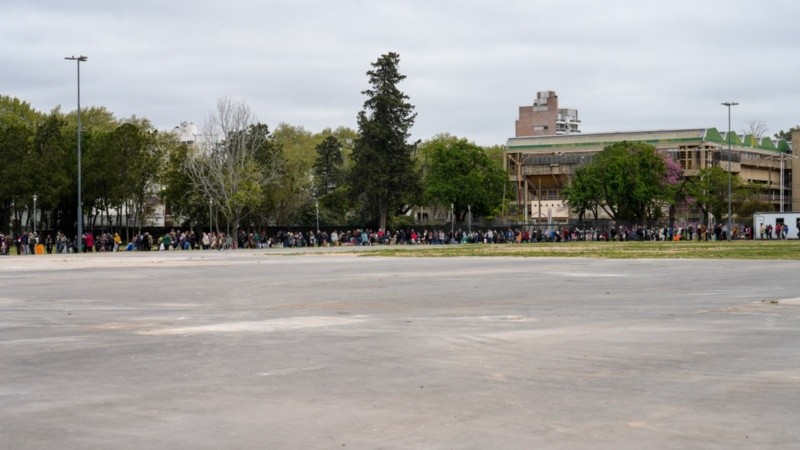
[183,97,283,240]
[742,119,769,138]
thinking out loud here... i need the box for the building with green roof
[505,128,797,224]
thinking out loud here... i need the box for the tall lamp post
[722,101,738,240]
[450,203,454,237]
[32,194,37,234]
[315,200,320,234]
[209,199,213,233]
[66,55,87,252]
[780,154,785,212]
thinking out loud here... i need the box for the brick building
[515,91,581,137]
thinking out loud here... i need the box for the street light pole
[66,55,87,252]
[780,155,785,212]
[450,203,454,237]
[722,101,738,240]
[315,200,320,234]
[32,194,37,234]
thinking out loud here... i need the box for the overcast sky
[2,0,798,145]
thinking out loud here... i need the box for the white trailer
[752,212,800,239]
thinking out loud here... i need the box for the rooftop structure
[173,121,199,145]
[515,91,580,137]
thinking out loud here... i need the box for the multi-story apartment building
[515,91,581,137]
[173,121,199,146]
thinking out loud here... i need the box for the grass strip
[365,240,800,259]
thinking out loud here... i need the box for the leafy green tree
[82,128,115,228]
[350,52,420,230]
[687,166,759,225]
[483,144,506,167]
[420,135,509,221]
[82,121,164,233]
[690,166,731,225]
[0,96,43,233]
[265,123,316,226]
[30,112,71,233]
[661,153,687,229]
[312,134,352,226]
[160,141,211,229]
[0,120,33,232]
[326,126,358,170]
[62,106,120,230]
[562,141,668,224]
[736,197,773,218]
[561,163,602,223]
[310,128,358,225]
[313,135,344,197]
[774,126,800,141]
[122,125,166,233]
[0,95,42,128]
[63,106,117,134]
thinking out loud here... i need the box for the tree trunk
[232,213,240,249]
[668,204,676,230]
[378,205,387,231]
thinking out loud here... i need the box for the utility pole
[722,101,738,240]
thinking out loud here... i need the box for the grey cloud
[2,0,798,146]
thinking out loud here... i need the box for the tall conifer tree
[350,52,420,230]
[313,135,344,198]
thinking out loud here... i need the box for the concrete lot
[1,250,799,449]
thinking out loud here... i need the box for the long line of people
[0,221,789,256]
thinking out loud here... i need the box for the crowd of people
[1,222,795,255]
[758,222,794,240]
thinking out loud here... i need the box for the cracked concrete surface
[2,250,799,449]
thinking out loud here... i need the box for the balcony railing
[714,149,741,163]
[523,154,594,166]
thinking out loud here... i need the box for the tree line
[1,52,510,239]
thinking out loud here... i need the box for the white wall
[753,212,800,239]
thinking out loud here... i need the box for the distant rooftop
[507,128,790,153]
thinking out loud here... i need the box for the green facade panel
[742,134,759,147]
[704,128,724,143]
[759,137,777,150]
